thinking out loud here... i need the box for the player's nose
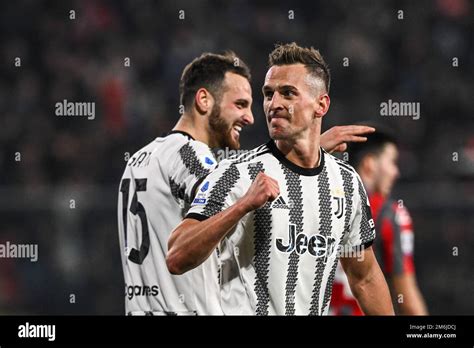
[267,92,284,113]
[242,109,254,125]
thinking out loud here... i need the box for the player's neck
[275,137,321,169]
[173,113,212,146]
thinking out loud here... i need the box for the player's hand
[321,125,375,153]
[239,172,280,212]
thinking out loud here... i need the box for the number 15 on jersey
[119,178,150,265]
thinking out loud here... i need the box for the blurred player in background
[167,43,394,315]
[330,124,428,315]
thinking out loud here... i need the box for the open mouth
[232,125,242,138]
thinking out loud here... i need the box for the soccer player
[167,43,394,315]
[117,50,373,316]
[330,125,428,315]
[118,52,254,315]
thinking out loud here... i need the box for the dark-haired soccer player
[167,43,394,315]
[118,52,254,315]
[330,125,428,315]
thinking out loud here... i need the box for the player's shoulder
[155,131,216,168]
[323,149,358,177]
[127,131,189,164]
[125,138,159,168]
[177,139,216,166]
[156,131,213,158]
[227,143,272,169]
[205,143,271,178]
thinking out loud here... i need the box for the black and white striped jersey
[186,140,376,315]
[117,131,222,315]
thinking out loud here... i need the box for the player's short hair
[179,52,251,109]
[347,122,399,170]
[268,42,331,93]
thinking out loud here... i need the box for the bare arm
[391,273,428,315]
[167,172,279,275]
[167,203,248,275]
[320,125,375,153]
[340,246,395,315]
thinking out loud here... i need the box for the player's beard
[209,103,240,150]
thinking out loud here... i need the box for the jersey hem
[361,239,374,249]
[267,139,325,176]
[185,212,209,221]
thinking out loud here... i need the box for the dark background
[0,0,472,314]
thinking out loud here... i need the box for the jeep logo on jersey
[276,224,336,259]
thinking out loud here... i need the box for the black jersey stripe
[252,143,269,156]
[319,167,356,313]
[178,143,211,179]
[248,162,272,316]
[281,165,304,315]
[201,163,240,217]
[230,146,270,164]
[233,150,271,164]
[321,258,339,314]
[169,177,182,202]
[309,165,332,315]
[340,169,355,239]
[169,177,193,207]
[228,144,268,162]
[216,246,222,286]
[357,178,375,243]
[321,167,355,313]
[334,159,356,174]
[246,143,268,158]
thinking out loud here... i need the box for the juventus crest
[333,196,344,219]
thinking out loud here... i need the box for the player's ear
[195,88,214,115]
[314,93,330,119]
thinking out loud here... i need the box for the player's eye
[264,91,273,100]
[282,90,296,97]
[236,101,248,109]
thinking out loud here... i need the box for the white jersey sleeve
[168,139,217,208]
[185,159,249,221]
[342,173,376,249]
